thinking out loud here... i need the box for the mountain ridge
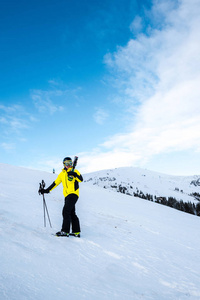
[83,166,200,204]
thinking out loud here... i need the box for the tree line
[108,184,200,217]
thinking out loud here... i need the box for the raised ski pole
[38,180,52,228]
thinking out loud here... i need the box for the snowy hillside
[84,167,200,203]
[1,163,200,300]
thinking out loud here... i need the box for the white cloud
[78,150,141,174]
[93,108,109,125]
[82,0,200,174]
[1,142,15,151]
[130,16,143,34]
[0,104,30,133]
[31,89,64,114]
[31,84,83,115]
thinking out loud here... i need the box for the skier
[40,157,83,237]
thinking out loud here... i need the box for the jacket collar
[63,167,72,172]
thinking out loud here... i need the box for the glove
[68,171,77,178]
[40,188,49,194]
[39,182,55,195]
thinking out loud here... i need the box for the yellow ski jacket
[50,168,83,197]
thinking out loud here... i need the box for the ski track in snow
[0,163,200,300]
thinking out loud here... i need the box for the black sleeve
[76,174,83,182]
[46,181,56,193]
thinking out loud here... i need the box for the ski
[68,156,78,181]
[69,233,80,237]
[52,233,80,238]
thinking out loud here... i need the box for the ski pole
[43,194,46,227]
[38,180,52,228]
[43,194,52,228]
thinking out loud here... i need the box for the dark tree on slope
[184,202,195,215]
[196,203,200,216]
[167,197,177,208]
[106,182,199,217]
[179,200,185,212]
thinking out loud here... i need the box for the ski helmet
[63,157,72,166]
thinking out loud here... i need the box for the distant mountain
[84,167,200,214]
[190,178,200,187]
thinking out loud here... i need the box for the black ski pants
[61,193,80,233]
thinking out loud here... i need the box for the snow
[0,163,200,300]
[84,167,200,203]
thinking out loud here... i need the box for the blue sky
[1,0,200,176]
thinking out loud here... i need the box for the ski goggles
[63,160,72,167]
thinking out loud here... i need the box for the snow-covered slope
[84,167,200,203]
[1,163,200,300]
